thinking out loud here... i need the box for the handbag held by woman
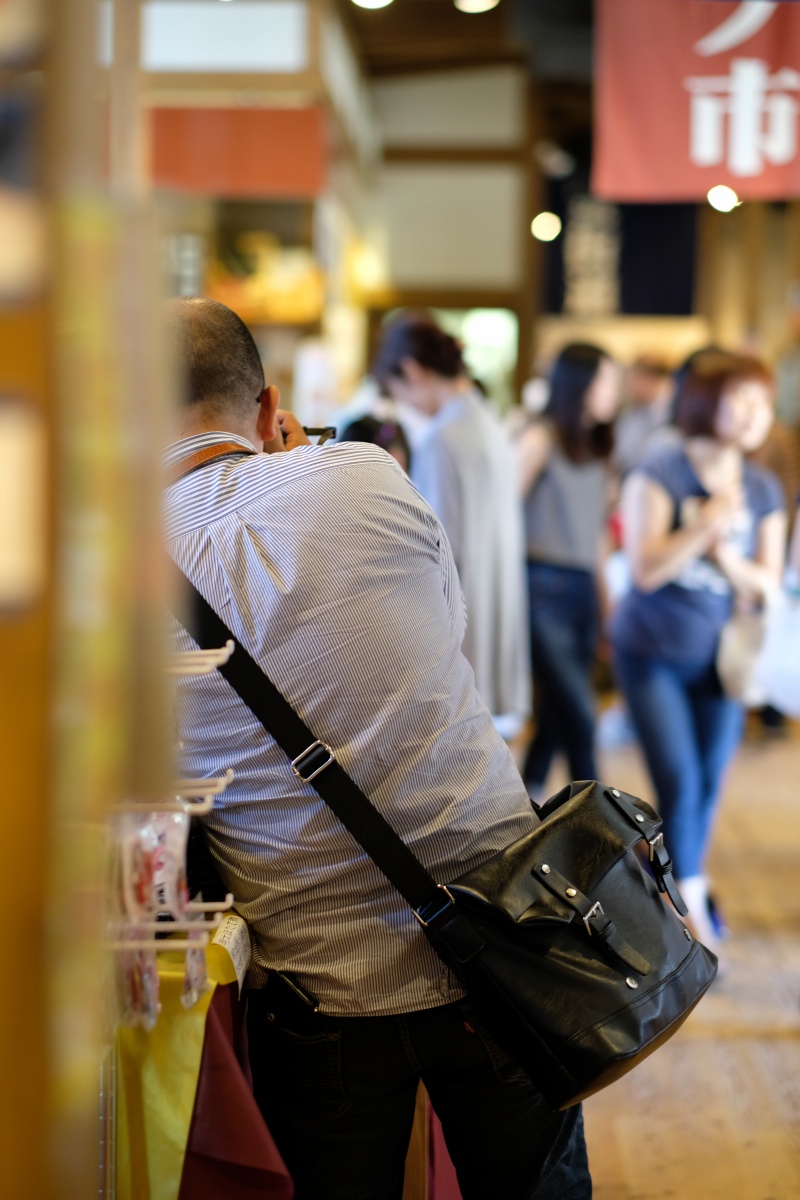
[178,574,718,1111]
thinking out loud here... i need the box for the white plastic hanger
[166,641,235,675]
[184,892,234,914]
[115,769,234,815]
[109,931,211,952]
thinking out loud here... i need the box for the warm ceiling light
[531,212,562,242]
[455,0,501,11]
[707,185,741,212]
[351,0,395,9]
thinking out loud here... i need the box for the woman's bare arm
[712,509,787,602]
[622,472,741,593]
[789,506,800,576]
[516,422,552,498]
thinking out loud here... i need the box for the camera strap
[165,441,255,487]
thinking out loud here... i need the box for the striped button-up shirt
[165,431,536,1015]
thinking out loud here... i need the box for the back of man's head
[170,297,265,420]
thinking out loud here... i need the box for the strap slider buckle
[583,900,605,935]
[291,740,335,783]
[648,832,664,862]
[413,885,455,928]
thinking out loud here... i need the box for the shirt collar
[163,431,258,468]
[428,392,472,433]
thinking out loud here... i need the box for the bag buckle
[291,740,335,783]
[648,833,664,862]
[582,900,605,935]
[413,885,455,928]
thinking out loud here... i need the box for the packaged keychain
[116,935,161,1030]
[119,815,160,923]
[181,920,209,1010]
[152,810,190,918]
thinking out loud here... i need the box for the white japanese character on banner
[685,59,800,177]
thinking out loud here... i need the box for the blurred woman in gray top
[515,343,621,796]
[374,312,530,738]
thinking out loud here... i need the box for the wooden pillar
[0,1,60,1194]
[757,202,790,362]
[402,1084,431,1200]
[516,78,542,398]
[110,0,149,199]
[741,202,767,342]
[0,304,52,1200]
[43,1,171,1196]
[697,200,796,362]
[695,203,749,350]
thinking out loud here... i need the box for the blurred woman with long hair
[516,342,620,796]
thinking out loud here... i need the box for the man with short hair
[165,297,591,1200]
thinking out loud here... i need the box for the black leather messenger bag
[176,570,718,1111]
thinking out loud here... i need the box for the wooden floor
[580,719,800,1200]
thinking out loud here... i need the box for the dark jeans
[247,991,591,1200]
[523,562,599,789]
[613,646,745,879]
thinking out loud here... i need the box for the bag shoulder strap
[175,568,442,916]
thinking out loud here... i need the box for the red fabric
[594,0,800,200]
[178,986,294,1199]
[179,985,464,1199]
[152,107,327,198]
[429,1109,463,1200]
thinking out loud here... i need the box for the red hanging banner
[593,0,800,200]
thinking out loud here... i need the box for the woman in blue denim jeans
[609,350,786,954]
[516,343,621,798]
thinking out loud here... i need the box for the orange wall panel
[151,106,327,198]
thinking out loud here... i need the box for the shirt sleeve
[748,463,786,521]
[363,447,467,647]
[433,511,467,646]
[636,442,682,501]
[410,436,468,642]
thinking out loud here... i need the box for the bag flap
[447,781,661,925]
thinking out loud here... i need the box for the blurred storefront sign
[152,106,326,198]
[594,0,800,200]
[136,0,379,192]
[206,234,325,324]
[563,197,620,317]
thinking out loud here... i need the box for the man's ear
[256,384,280,444]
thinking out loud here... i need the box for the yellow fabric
[115,952,219,1200]
[205,938,241,987]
